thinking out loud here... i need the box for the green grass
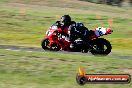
[0,0,132,88]
[0,3,131,50]
[0,49,132,88]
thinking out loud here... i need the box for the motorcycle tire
[90,38,112,56]
[41,38,50,50]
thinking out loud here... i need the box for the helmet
[60,15,71,25]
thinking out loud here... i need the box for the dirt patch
[0,54,6,56]
[127,30,132,37]
[58,58,67,62]
[120,68,132,74]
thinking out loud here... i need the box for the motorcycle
[41,25,113,55]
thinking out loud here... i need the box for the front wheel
[41,38,50,50]
[89,38,112,56]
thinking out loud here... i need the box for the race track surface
[0,45,132,59]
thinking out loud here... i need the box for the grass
[0,49,132,88]
[0,3,131,48]
[0,0,132,88]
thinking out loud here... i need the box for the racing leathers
[50,21,89,49]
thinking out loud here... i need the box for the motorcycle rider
[68,22,90,49]
[51,15,75,36]
[51,15,89,49]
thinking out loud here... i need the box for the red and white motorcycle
[41,26,113,55]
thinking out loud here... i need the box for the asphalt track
[0,45,132,59]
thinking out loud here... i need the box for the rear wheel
[90,38,112,56]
